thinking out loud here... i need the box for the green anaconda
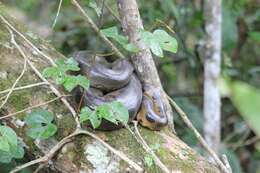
[73,51,167,130]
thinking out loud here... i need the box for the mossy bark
[0,4,220,173]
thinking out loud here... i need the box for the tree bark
[0,4,220,173]
[203,0,222,153]
[116,0,174,132]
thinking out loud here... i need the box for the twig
[104,2,121,22]
[0,15,56,66]
[52,0,63,29]
[0,82,48,95]
[1,10,142,173]
[0,29,27,110]
[228,136,260,150]
[10,129,143,173]
[222,155,232,173]
[6,29,81,128]
[70,0,125,59]
[33,163,46,173]
[133,121,171,173]
[0,95,68,120]
[167,95,231,173]
[10,130,76,173]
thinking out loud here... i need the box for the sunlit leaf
[63,75,89,92]
[230,81,260,136]
[101,26,138,52]
[79,106,101,128]
[97,103,118,124]
[153,29,178,53]
[139,29,177,57]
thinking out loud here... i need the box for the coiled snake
[73,51,167,130]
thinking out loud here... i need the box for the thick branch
[203,0,222,153]
[117,0,174,132]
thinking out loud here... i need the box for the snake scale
[73,51,167,130]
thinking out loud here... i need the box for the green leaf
[63,75,89,92]
[89,111,102,129]
[25,109,54,125]
[79,101,129,128]
[97,103,118,124]
[153,29,178,53]
[42,67,59,78]
[0,137,10,152]
[0,126,18,147]
[26,124,57,139]
[101,26,119,37]
[42,67,66,85]
[229,82,260,136]
[0,150,13,163]
[80,106,92,123]
[101,26,138,53]
[64,58,80,71]
[25,109,57,139]
[76,75,89,89]
[110,101,129,125]
[140,30,163,57]
[63,76,79,92]
[101,27,128,45]
[80,106,101,128]
[140,30,154,45]
[150,41,163,57]
[140,29,178,57]
[56,58,80,72]
[10,143,24,159]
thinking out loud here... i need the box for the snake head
[137,87,168,130]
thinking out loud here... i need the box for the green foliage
[222,6,238,53]
[0,126,24,163]
[140,29,178,57]
[220,79,260,137]
[101,26,139,53]
[80,107,101,128]
[25,109,57,139]
[0,126,18,152]
[43,58,89,91]
[249,32,260,42]
[80,101,129,129]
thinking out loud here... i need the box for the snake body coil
[73,51,168,130]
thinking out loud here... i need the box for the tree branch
[116,0,175,132]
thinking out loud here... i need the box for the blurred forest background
[1,0,260,172]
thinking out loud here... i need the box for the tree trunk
[203,0,222,153]
[0,4,220,173]
[116,0,174,132]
